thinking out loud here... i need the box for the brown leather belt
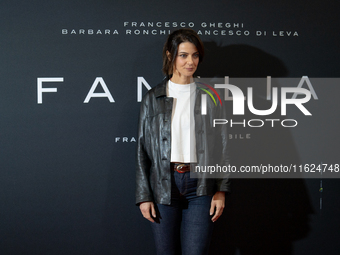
[171,163,191,173]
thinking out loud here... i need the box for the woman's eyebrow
[178,51,199,54]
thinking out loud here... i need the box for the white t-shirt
[167,80,197,163]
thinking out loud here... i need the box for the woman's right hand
[139,202,156,223]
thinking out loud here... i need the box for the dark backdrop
[0,1,339,254]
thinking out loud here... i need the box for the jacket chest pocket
[145,113,171,161]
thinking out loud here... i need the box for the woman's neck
[170,73,192,84]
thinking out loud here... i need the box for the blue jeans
[150,171,214,255]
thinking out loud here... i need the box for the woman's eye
[180,54,187,58]
[193,54,199,58]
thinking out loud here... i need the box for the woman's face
[172,42,199,80]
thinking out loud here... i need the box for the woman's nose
[187,56,193,64]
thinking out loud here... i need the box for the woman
[136,28,230,255]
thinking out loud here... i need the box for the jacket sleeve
[214,141,231,193]
[135,94,153,205]
[214,102,231,193]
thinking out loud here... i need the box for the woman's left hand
[210,191,225,222]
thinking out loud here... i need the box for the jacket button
[162,157,167,160]
[164,119,168,122]
[198,130,204,134]
[163,137,167,141]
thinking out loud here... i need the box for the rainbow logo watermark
[196,81,222,106]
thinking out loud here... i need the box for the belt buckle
[176,163,187,173]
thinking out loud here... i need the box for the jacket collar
[154,78,201,98]
[154,78,168,98]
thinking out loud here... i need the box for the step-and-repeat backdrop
[1,1,339,254]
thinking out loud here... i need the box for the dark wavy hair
[162,28,204,77]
